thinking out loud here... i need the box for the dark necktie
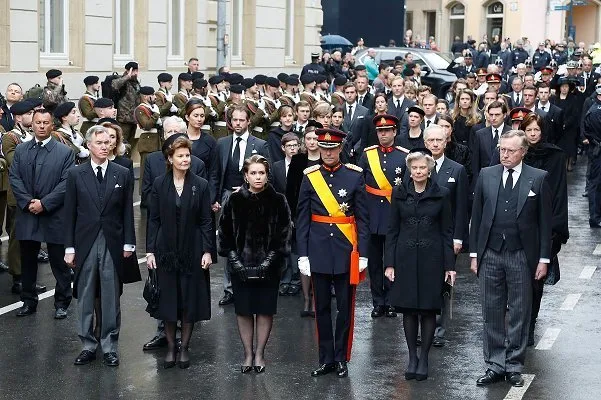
[359,95,364,105]
[541,105,546,112]
[505,168,514,193]
[96,166,103,183]
[32,142,43,197]
[232,137,242,171]
[298,125,304,134]
[516,93,520,104]
[426,120,431,128]
[396,99,401,109]
[493,128,499,144]
[347,105,353,121]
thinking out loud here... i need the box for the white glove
[454,56,465,65]
[557,64,568,76]
[203,96,212,107]
[169,104,179,113]
[298,256,311,276]
[150,104,160,114]
[359,257,368,272]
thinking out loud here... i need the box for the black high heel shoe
[405,357,419,380]
[177,347,190,369]
[163,348,177,369]
[241,365,253,373]
[254,365,265,374]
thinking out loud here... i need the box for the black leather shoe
[16,305,36,317]
[11,282,22,295]
[254,365,265,374]
[336,361,348,378]
[371,306,385,318]
[433,337,446,347]
[506,372,524,387]
[37,249,49,263]
[241,365,253,373]
[279,285,290,296]
[143,335,168,351]
[287,285,301,296]
[35,284,47,293]
[54,308,67,319]
[385,307,397,318]
[74,350,96,365]
[218,292,234,306]
[103,352,119,366]
[476,369,505,386]
[0,261,9,272]
[311,363,336,377]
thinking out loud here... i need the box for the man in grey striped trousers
[469,131,552,387]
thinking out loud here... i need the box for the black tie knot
[96,166,103,183]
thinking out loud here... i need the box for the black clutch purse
[143,269,160,316]
[545,255,560,285]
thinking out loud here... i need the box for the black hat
[354,65,366,71]
[26,98,43,109]
[333,76,348,86]
[242,78,256,89]
[208,75,224,85]
[9,101,35,116]
[277,73,289,82]
[394,56,404,61]
[300,74,315,85]
[161,133,188,157]
[227,73,244,85]
[316,128,347,148]
[83,75,99,86]
[305,119,323,133]
[93,97,114,108]
[315,74,327,84]
[285,76,299,86]
[193,78,208,89]
[98,117,119,125]
[408,147,432,157]
[191,71,205,80]
[407,105,425,117]
[467,39,477,45]
[124,61,139,70]
[230,84,244,94]
[46,69,62,80]
[403,69,415,77]
[265,77,280,88]
[558,77,577,90]
[178,72,193,81]
[157,73,173,83]
[53,101,76,119]
[254,74,267,85]
[289,74,299,79]
[139,86,155,96]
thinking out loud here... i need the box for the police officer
[532,42,552,72]
[296,127,369,378]
[78,76,100,135]
[583,83,601,228]
[359,115,409,318]
[134,86,161,196]
[553,42,568,66]
[301,51,326,76]
[511,40,530,68]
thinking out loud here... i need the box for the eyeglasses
[284,143,299,149]
[499,147,522,155]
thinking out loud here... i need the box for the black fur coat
[218,183,291,271]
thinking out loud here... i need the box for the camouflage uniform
[112,75,141,149]
[42,81,67,113]
[78,91,98,136]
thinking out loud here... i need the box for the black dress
[147,171,214,322]
[218,184,291,316]
[384,180,454,313]
[285,153,321,219]
[396,130,424,150]
[190,133,217,172]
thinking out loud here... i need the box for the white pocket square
[115,183,121,188]
[528,190,536,197]
[251,149,257,154]
[357,115,364,119]
[447,177,456,183]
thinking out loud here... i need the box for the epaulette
[345,163,363,173]
[363,145,378,152]
[396,146,410,154]
[303,165,321,175]
[501,93,511,98]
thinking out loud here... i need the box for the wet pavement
[0,159,600,400]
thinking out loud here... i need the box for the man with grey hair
[162,115,187,133]
[64,125,137,366]
[470,130,551,387]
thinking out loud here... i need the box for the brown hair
[278,105,295,121]
[184,99,205,117]
[166,137,192,170]
[230,105,250,120]
[281,132,300,146]
[295,101,311,112]
[519,113,544,132]
[312,102,332,119]
[242,154,270,176]
[101,121,126,156]
[487,100,508,114]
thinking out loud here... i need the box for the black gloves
[228,251,247,282]
[257,251,278,279]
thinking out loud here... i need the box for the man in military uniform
[314,75,331,103]
[254,74,267,97]
[93,98,118,122]
[331,76,348,107]
[242,78,268,140]
[359,115,408,318]
[297,127,369,378]
[173,73,193,112]
[53,102,90,164]
[78,76,100,135]
[112,61,141,153]
[134,87,161,197]
[2,101,46,294]
[43,69,68,113]
[258,77,281,133]
[154,73,178,118]
[208,75,229,139]
[279,76,300,107]
[299,75,318,109]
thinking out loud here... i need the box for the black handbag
[545,255,560,285]
[143,269,160,316]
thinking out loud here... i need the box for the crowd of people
[0,33,600,386]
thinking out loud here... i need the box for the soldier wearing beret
[278,76,300,107]
[242,78,269,140]
[254,74,267,97]
[331,76,348,107]
[154,73,178,118]
[78,76,100,135]
[296,127,369,378]
[314,75,331,103]
[54,102,90,164]
[208,75,229,139]
[92,98,118,123]
[173,73,193,113]
[43,69,67,113]
[299,75,318,109]
[134,86,162,193]
[112,61,141,154]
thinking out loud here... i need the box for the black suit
[580,71,601,97]
[506,91,524,109]
[536,103,564,144]
[471,125,511,179]
[387,96,415,135]
[420,114,440,131]
[358,92,375,112]
[433,157,469,243]
[272,159,287,194]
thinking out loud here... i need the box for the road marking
[559,293,582,310]
[594,244,601,255]
[0,235,7,241]
[503,374,535,400]
[535,328,561,350]
[579,266,597,279]
[0,256,147,317]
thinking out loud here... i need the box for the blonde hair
[406,152,435,172]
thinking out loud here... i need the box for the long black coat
[552,93,580,158]
[385,180,454,312]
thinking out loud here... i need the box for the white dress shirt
[492,123,505,140]
[231,131,250,170]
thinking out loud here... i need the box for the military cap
[98,117,119,125]
[9,101,35,116]
[161,133,188,157]
[311,51,320,58]
[525,59,533,67]
[539,42,546,46]
[277,73,290,82]
[254,74,267,85]
[46,69,62,80]
[208,75,225,85]
[486,73,502,83]
[83,75,99,86]
[193,79,208,89]
[373,114,399,129]
[409,147,433,157]
[462,49,473,58]
[191,71,204,80]
[509,107,532,122]
[289,74,299,79]
[227,73,244,85]
[53,101,76,119]
[178,73,193,81]
[566,60,578,69]
[354,65,366,71]
[157,73,173,83]
[300,74,315,85]
[549,59,558,68]
[333,76,348,86]
[242,78,256,89]
[285,76,300,86]
[125,61,139,70]
[265,77,280,88]
[139,86,155,95]
[494,58,504,66]
[230,84,245,94]
[315,74,327,84]
[476,67,488,76]
[315,127,346,148]
[93,97,114,108]
[541,67,553,75]
[407,105,425,117]
[26,98,43,108]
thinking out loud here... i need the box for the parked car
[355,47,456,99]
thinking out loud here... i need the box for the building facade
[405,0,601,52]
[0,0,323,95]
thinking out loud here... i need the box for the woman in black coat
[384,150,455,381]
[218,155,291,373]
[552,78,581,170]
[520,114,568,345]
[147,137,214,369]
[267,105,295,162]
